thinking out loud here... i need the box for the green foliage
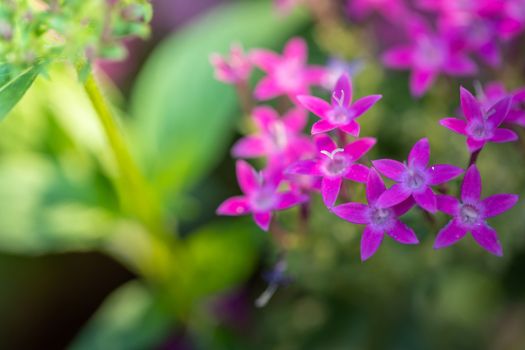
[130,1,308,203]
[0,63,42,121]
[69,281,174,350]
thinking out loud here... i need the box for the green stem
[83,71,178,280]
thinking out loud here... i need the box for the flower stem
[83,71,174,245]
[468,149,482,166]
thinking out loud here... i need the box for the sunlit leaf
[0,63,43,121]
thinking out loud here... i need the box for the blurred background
[1,0,525,349]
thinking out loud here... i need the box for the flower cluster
[341,0,525,96]
[0,0,152,77]
[212,37,520,261]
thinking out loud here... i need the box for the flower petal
[311,120,337,135]
[413,187,437,213]
[393,197,416,217]
[466,137,485,153]
[345,164,370,183]
[340,121,361,136]
[444,55,477,76]
[217,196,251,216]
[471,224,503,256]
[428,164,464,185]
[366,169,386,205]
[487,96,511,126]
[283,108,308,132]
[440,118,468,135]
[460,86,482,121]
[350,95,382,118]
[437,194,460,216]
[490,128,518,143]
[284,37,307,63]
[332,74,352,106]
[236,160,259,194]
[297,95,332,119]
[382,46,413,69]
[332,203,369,224]
[372,159,406,181]
[408,138,430,168]
[361,226,384,261]
[253,212,272,231]
[252,106,279,132]
[482,194,519,218]
[232,136,267,158]
[434,220,468,249]
[286,160,321,176]
[277,192,308,210]
[461,165,482,202]
[305,66,327,85]
[410,69,436,97]
[387,220,419,244]
[377,184,412,208]
[344,137,376,161]
[254,77,281,100]
[322,177,342,207]
[314,134,337,153]
[250,49,281,72]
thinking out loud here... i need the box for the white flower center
[320,149,349,177]
[459,203,481,226]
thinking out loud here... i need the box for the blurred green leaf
[0,63,42,121]
[131,1,308,204]
[69,281,174,350]
[176,220,265,304]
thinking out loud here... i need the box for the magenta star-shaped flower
[297,74,382,136]
[217,160,307,231]
[251,37,326,101]
[210,44,252,84]
[332,169,418,261]
[440,86,517,153]
[372,138,464,213]
[231,106,314,170]
[478,82,525,127]
[286,134,375,207]
[434,165,519,256]
[382,19,477,97]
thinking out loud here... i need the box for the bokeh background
[1,0,525,349]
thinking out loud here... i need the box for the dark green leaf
[0,63,42,121]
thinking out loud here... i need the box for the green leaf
[167,220,264,313]
[0,63,42,121]
[69,281,174,350]
[130,1,308,203]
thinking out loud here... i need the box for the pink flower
[382,19,477,97]
[498,0,525,40]
[434,165,519,256]
[251,37,326,101]
[231,106,314,170]
[332,169,418,261]
[346,0,408,22]
[217,161,307,231]
[297,74,382,136]
[440,86,517,153]
[373,138,463,213]
[210,44,252,84]
[286,134,376,207]
[477,82,525,127]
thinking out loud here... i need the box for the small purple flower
[382,19,477,97]
[286,134,375,207]
[332,169,418,261]
[297,74,382,136]
[210,44,252,84]
[217,160,307,231]
[477,82,525,127]
[251,37,326,101]
[498,0,525,40]
[372,138,463,212]
[434,165,519,256]
[440,86,517,153]
[231,106,314,170]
